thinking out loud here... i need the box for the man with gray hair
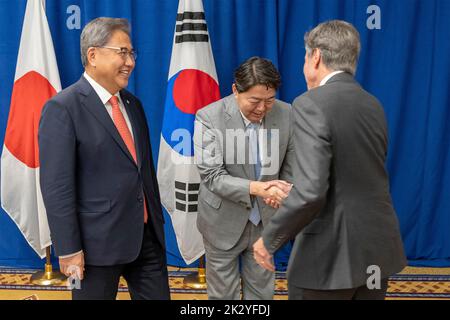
[254,20,407,299]
[39,17,170,300]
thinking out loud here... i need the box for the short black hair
[233,56,281,93]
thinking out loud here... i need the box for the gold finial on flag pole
[30,246,66,286]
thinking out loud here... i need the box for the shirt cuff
[59,250,83,259]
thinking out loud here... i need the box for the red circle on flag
[172,69,220,114]
[4,71,57,168]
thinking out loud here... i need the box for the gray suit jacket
[262,73,407,290]
[194,94,294,250]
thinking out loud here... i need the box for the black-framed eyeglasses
[96,46,138,61]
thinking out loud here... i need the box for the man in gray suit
[194,57,294,299]
[253,20,407,300]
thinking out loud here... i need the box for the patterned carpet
[0,266,449,300]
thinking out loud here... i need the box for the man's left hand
[253,237,275,272]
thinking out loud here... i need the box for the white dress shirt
[320,70,344,86]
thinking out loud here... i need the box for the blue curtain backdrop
[0,0,449,268]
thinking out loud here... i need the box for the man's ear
[232,83,238,97]
[313,48,322,69]
[86,47,97,67]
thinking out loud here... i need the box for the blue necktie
[248,122,261,225]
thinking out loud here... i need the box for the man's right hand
[59,251,85,280]
[250,180,292,207]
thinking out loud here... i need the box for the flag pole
[183,255,207,289]
[28,0,65,287]
[30,246,66,285]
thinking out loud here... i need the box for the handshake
[250,180,293,209]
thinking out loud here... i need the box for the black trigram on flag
[175,181,199,213]
[175,11,209,43]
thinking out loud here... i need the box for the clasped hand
[250,180,293,209]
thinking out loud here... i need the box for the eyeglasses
[96,46,138,61]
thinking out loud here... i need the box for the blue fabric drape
[0,0,449,269]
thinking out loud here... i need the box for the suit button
[137,196,143,203]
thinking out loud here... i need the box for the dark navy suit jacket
[38,76,165,266]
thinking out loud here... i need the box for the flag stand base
[30,265,66,286]
[183,255,207,289]
[30,247,67,286]
[183,267,207,290]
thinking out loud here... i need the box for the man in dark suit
[38,17,170,300]
[253,20,407,300]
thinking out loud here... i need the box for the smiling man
[193,57,294,300]
[38,17,170,300]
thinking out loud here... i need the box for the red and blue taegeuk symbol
[161,69,220,156]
